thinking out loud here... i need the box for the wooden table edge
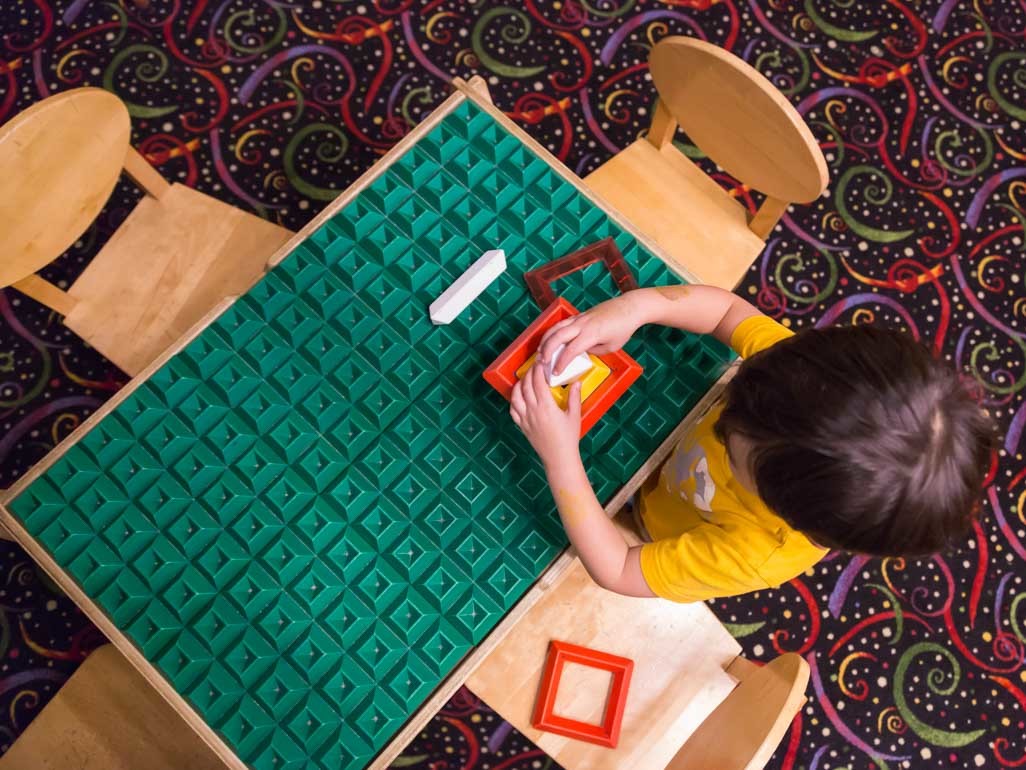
[0,74,729,770]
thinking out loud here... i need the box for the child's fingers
[522,365,540,410]
[553,337,593,375]
[568,381,583,421]
[529,361,553,406]
[540,317,574,342]
[537,320,574,356]
[509,405,522,428]
[538,324,581,366]
[510,380,527,416]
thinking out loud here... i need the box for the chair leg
[748,196,789,240]
[646,99,678,149]
[124,147,172,200]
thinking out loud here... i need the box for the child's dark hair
[714,325,995,556]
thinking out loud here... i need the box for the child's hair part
[714,325,995,556]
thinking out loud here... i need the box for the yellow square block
[515,353,611,409]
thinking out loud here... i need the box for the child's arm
[540,285,761,377]
[512,284,760,596]
[510,364,654,596]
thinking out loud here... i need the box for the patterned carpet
[1,1,1025,768]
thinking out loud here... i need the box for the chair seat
[584,139,766,290]
[65,183,292,375]
[0,644,227,770]
[466,543,741,770]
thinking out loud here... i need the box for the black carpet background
[1,2,1025,768]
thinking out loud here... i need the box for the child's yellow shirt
[638,315,828,603]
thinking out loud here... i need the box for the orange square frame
[531,639,634,748]
[482,298,642,437]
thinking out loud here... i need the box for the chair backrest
[665,653,809,770]
[649,37,827,204]
[0,88,130,288]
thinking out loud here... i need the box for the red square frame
[531,639,634,748]
[482,298,642,437]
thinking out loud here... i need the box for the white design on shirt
[666,443,716,514]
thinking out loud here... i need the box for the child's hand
[510,362,582,468]
[538,295,643,377]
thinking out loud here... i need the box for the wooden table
[0,77,742,770]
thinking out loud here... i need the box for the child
[509,285,994,602]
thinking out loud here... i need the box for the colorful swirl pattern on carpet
[0,1,1024,768]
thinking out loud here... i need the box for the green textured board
[8,99,733,770]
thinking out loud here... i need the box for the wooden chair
[0,88,293,376]
[0,644,228,770]
[584,37,828,290]
[666,653,808,770]
[467,561,808,770]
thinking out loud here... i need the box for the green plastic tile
[7,99,734,770]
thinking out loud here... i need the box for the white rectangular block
[547,343,594,387]
[429,249,506,325]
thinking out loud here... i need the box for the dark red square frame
[482,298,642,437]
[523,238,639,309]
[531,639,634,749]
